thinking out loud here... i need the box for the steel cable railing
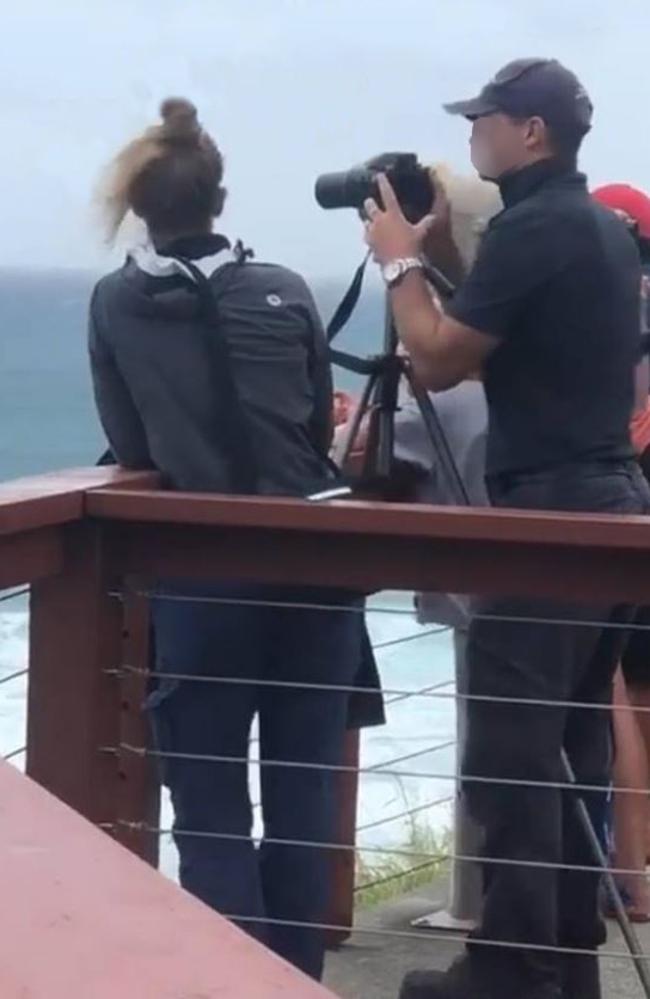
[107,587,650,991]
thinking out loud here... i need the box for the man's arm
[388,270,497,390]
[364,174,559,389]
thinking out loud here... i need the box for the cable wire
[119,662,644,717]
[0,668,27,687]
[181,910,650,964]
[114,742,650,797]
[118,820,650,880]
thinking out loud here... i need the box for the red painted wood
[0,761,336,998]
[325,730,360,947]
[87,486,650,553]
[0,468,158,536]
[101,517,650,604]
[0,527,63,590]
[27,522,124,827]
[115,587,161,866]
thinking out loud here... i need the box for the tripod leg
[405,370,471,505]
[561,749,650,998]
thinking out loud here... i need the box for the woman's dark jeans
[148,582,362,981]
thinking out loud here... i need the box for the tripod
[330,267,468,504]
[326,263,650,995]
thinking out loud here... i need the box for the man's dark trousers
[463,461,650,995]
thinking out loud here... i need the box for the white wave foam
[0,609,28,760]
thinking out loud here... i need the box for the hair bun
[160,97,200,143]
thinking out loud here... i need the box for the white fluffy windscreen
[429,162,503,270]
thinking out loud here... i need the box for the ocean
[0,267,456,877]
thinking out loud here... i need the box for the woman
[88,98,369,980]
[592,183,650,922]
[606,405,650,922]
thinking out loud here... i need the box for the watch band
[382,257,423,288]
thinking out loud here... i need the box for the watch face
[383,260,402,284]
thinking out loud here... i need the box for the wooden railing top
[0,468,157,536]
[88,484,650,553]
[4,466,650,599]
[4,467,650,555]
[0,761,336,998]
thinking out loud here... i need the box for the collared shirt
[448,159,641,476]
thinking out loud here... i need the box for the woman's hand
[333,390,355,427]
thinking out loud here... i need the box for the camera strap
[326,252,378,375]
[326,252,371,342]
[325,252,455,369]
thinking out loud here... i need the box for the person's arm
[636,274,650,413]
[388,272,496,390]
[634,356,650,415]
[88,289,153,469]
[364,174,558,391]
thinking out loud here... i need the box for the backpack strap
[177,256,260,495]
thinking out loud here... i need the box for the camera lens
[314,154,434,221]
[314,168,374,211]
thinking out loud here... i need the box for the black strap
[326,253,370,342]
[178,257,260,495]
[325,253,456,348]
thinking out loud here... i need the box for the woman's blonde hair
[431,162,503,269]
[100,98,226,242]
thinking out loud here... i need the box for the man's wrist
[381,256,423,288]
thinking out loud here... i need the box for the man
[363,58,650,999]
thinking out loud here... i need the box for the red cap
[592,183,650,238]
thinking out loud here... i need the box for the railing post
[115,586,161,866]
[27,521,123,828]
[325,729,360,947]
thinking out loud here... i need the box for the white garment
[393,381,488,628]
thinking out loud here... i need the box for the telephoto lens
[315,152,434,223]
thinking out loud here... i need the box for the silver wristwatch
[381,257,423,288]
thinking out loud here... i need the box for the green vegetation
[355,821,452,909]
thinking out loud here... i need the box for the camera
[315,152,434,224]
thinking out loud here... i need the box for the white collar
[130,242,236,282]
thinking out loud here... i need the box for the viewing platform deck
[3,466,650,997]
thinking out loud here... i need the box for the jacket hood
[117,235,235,321]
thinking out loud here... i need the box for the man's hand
[364,174,435,264]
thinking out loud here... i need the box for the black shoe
[559,954,601,999]
[399,969,446,999]
[398,956,561,999]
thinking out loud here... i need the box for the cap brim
[443,96,499,119]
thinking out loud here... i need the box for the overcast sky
[1,0,649,278]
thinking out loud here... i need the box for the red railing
[0,758,334,998]
[4,467,650,993]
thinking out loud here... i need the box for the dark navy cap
[444,58,593,132]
